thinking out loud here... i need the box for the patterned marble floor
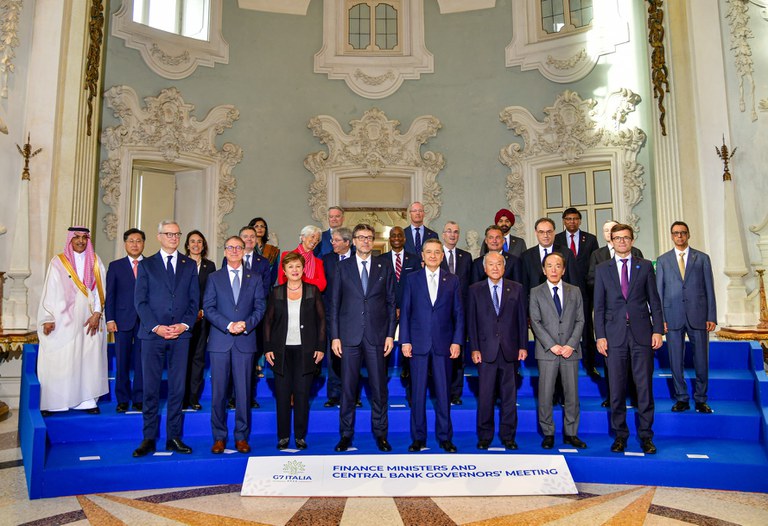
[2,411,767,526]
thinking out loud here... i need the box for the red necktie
[132,259,138,278]
[570,234,577,256]
[395,252,402,281]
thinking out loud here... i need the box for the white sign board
[242,454,576,497]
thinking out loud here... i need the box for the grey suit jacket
[529,281,584,361]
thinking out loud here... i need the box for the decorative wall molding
[304,108,444,227]
[647,0,670,135]
[437,0,495,14]
[505,0,629,83]
[499,89,647,236]
[314,0,434,99]
[725,0,758,121]
[0,0,22,98]
[100,86,242,252]
[237,0,311,15]
[85,0,105,136]
[112,0,229,80]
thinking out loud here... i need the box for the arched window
[132,0,210,41]
[346,1,401,53]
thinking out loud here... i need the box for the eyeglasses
[671,231,689,236]
[225,245,245,252]
[160,232,182,238]
[536,230,555,235]
[612,236,632,242]
[355,235,374,242]
[443,230,459,235]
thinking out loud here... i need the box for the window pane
[569,171,587,206]
[375,3,398,50]
[548,213,563,232]
[546,175,563,209]
[595,208,614,237]
[349,3,371,50]
[594,169,612,204]
[541,0,565,34]
[571,0,593,29]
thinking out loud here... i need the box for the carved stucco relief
[304,108,444,227]
[0,0,22,99]
[499,89,647,235]
[100,85,241,249]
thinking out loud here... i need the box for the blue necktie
[231,269,240,303]
[493,285,500,316]
[553,286,562,316]
[415,228,422,253]
[166,255,175,285]
[245,254,251,270]
[361,260,369,295]
[503,238,508,252]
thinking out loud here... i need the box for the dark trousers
[410,351,452,442]
[185,319,210,405]
[326,340,342,400]
[340,339,388,439]
[477,354,518,442]
[274,346,314,440]
[580,296,598,371]
[115,325,142,405]
[606,335,655,439]
[210,349,253,442]
[667,325,709,403]
[141,338,189,440]
[450,347,465,399]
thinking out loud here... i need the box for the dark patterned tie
[415,228,422,254]
[570,234,577,256]
[361,260,369,295]
[553,286,562,316]
[448,250,455,274]
[621,259,629,299]
[166,255,174,285]
[493,285,500,316]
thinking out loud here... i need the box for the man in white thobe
[37,227,108,414]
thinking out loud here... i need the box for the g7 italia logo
[274,460,311,481]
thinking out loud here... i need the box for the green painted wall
[97,0,658,257]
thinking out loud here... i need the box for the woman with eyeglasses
[277,225,327,292]
[264,252,326,449]
[183,230,216,410]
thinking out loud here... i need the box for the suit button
[300,325,304,329]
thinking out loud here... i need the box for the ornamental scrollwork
[647,0,670,136]
[725,0,757,121]
[0,0,22,99]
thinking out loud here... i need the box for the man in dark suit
[467,252,528,450]
[530,252,587,450]
[656,221,717,414]
[594,223,663,455]
[519,218,579,296]
[492,208,527,257]
[403,201,438,258]
[400,238,465,453]
[106,228,145,413]
[133,221,200,457]
[471,225,521,284]
[440,221,472,405]
[554,208,600,376]
[321,226,353,407]
[587,220,644,290]
[204,235,266,454]
[331,223,397,452]
[314,206,346,258]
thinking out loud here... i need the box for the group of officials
[36,201,716,456]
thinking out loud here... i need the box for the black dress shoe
[541,435,555,449]
[356,399,363,408]
[335,436,352,452]
[477,439,491,450]
[450,396,463,406]
[611,437,626,453]
[277,438,290,450]
[672,401,691,412]
[295,438,307,449]
[324,398,340,408]
[133,439,156,457]
[564,435,587,449]
[190,401,202,411]
[377,438,392,452]
[132,402,143,411]
[641,438,657,454]
[166,438,193,454]
[589,367,602,378]
[251,399,260,409]
[440,441,458,453]
[227,398,236,410]
[408,440,425,452]
[695,402,714,414]
[40,410,52,417]
[116,403,129,413]
[85,406,101,415]
[601,399,610,408]
[503,439,518,450]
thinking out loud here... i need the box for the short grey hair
[334,226,353,243]
[483,251,506,268]
[157,220,179,233]
[300,225,322,239]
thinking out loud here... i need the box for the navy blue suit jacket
[314,229,334,258]
[471,251,522,285]
[378,250,419,309]
[105,256,139,331]
[403,225,438,259]
[656,248,716,330]
[440,247,472,307]
[203,266,266,353]
[223,252,271,300]
[555,230,599,290]
[399,269,464,356]
[330,256,397,346]
[467,279,528,362]
[519,244,580,293]
[593,257,664,346]
[135,252,200,340]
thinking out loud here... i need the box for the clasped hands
[549,344,575,358]
[228,321,247,335]
[155,324,187,339]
